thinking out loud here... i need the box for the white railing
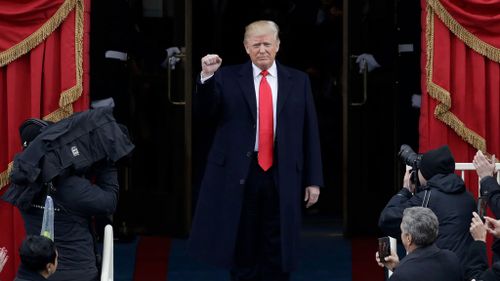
[101,224,114,281]
[455,163,500,193]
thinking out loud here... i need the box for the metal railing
[455,163,500,193]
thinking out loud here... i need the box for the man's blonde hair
[243,20,280,44]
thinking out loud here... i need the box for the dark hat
[19,119,51,149]
[419,145,455,180]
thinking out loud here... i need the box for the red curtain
[0,0,90,280]
[420,0,500,263]
[420,0,500,178]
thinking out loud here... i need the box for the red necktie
[258,70,273,171]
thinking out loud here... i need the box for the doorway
[191,0,344,225]
[343,0,421,235]
[89,0,421,238]
[190,0,421,235]
[90,0,192,238]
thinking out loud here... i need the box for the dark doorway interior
[90,0,189,238]
[192,0,422,236]
[345,0,421,236]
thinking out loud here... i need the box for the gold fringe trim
[44,105,75,122]
[56,0,84,115]
[0,163,13,191]
[428,0,500,63]
[434,104,486,151]
[0,0,77,67]
[425,3,487,152]
[0,0,85,191]
[425,4,434,86]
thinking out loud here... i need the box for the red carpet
[133,236,172,281]
[351,237,385,281]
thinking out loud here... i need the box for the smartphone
[378,237,391,261]
[478,196,487,221]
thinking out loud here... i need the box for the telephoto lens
[398,144,422,168]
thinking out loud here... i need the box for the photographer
[2,118,120,281]
[375,207,462,281]
[379,145,476,266]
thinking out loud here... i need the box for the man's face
[244,33,280,70]
[400,225,410,252]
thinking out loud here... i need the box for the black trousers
[231,154,290,281]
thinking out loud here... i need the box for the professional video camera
[398,144,423,188]
[10,107,134,186]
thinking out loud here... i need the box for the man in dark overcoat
[188,20,324,281]
[376,207,462,281]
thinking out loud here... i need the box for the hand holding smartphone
[378,237,391,261]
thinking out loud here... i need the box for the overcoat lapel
[236,62,292,122]
[237,63,257,121]
[277,63,292,116]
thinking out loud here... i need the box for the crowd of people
[376,146,500,280]
[2,144,499,280]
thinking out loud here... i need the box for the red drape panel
[438,0,500,49]
[0,0,89,280]
[0,0,65,49]
[420,0,500,170]
[420,0,500,263]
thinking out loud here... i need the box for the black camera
[398,144,423,187]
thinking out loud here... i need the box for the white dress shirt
[252,62,278,151]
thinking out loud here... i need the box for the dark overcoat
[389,244,462,281]
[464,240,500,281]
[480,176,500,217]
[188,61,324,271]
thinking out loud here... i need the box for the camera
[398,144,423,187]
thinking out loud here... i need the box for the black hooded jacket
[379,173,476,266]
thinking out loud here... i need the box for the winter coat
[389,244,462,281]
[480,176,500,218]
[188,61,324,271]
